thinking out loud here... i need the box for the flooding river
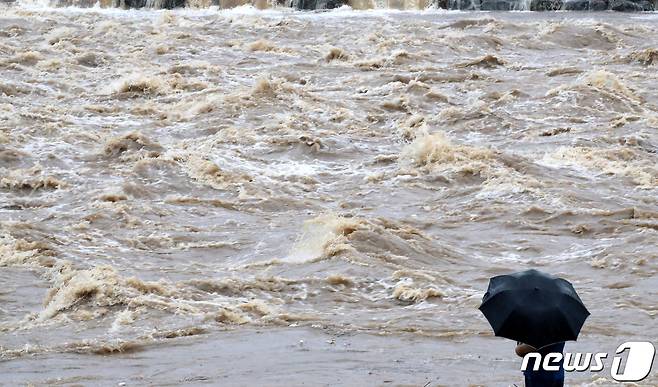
[0,4,657,386]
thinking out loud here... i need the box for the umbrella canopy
[479,269,590,349]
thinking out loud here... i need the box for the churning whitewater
[0,4,657,386]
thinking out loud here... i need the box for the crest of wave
[284,214,360,264]
[545,146,657,188]
[401,131,490,166]
[547,70,640,102]
[399,131,540,195]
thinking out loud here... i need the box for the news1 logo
[521,342,656,382]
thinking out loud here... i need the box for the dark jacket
[523,342,565,387]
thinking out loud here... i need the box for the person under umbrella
[515,340,566,386]
[479,269,590,387]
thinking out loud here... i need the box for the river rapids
[0,4,657,386]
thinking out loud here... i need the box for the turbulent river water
[0,4,657,386]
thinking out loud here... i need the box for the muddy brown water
[0,5,656,386]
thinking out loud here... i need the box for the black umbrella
[479,269,590,349]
